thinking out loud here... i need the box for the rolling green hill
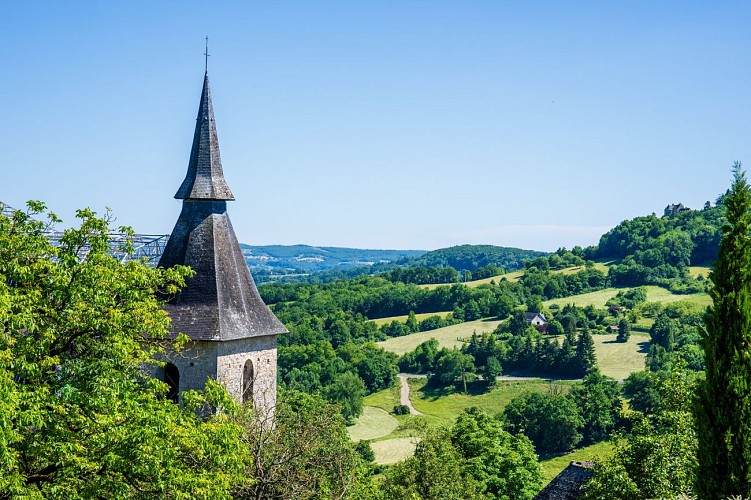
[408,244,547,272]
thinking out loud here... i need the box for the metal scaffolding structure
[1,202,169,268]
[0,201,14,218]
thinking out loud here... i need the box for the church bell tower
[157,70,287,415]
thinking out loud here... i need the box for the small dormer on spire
[174,72,234,200]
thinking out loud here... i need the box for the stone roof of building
[159,73,287,341]
[174,72,235,201]
[534,461,594,500]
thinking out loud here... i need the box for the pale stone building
[156,70,287,416]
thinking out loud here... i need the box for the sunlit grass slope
[377,318,504,355]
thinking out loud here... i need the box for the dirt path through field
[398,373,422,415]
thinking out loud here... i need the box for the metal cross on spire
[204,36,210,73]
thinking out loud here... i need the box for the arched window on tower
[164,363,179,403]
[242,359,254,405]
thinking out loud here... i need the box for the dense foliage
[262,276,531,415]
[502,371,621,454]
[583,366,698,499]
[0,203,251,497]
[3,171,742,498]
[234,389,370,499]
[381,407,542,499]
[591,199,724,290]
[406,244,546,273]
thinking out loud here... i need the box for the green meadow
[376,318,504,355]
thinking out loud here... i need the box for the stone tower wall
[152,335,277,418]
[171,342,219,394]
[217,335,278,417]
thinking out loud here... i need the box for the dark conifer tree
[510,311,528,336]
[575,326,596,376]
[558,328,577,375]
[520,335,534,369]
[696,163,751,498]
[563,315,576,335]
[617,318,631,343]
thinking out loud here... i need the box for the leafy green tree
[525,296,543,315]
[0,203,249,498]
[546,319,564,336]
[405,310,419,333]
[502,391,583,454]
[380,319,410,337]
[429,349,475,392]
[354,440,375,462]
[583,366,697,499]
[562,314,577,335]
[483,356,503,385]
[324,371,366,422]
[353,342,398,393]
[413,337,440,372]
[464,300,482,321]
[452,305,465,322]
[399,338,440,374]
[568,370,622,444]
[509,310,528,336]
[327,318,351,346]
[235,390,368,499]
[696,163,751,498]
[557,328,577,375]
[623,371,662,415]
[649,312,677,350]
[451,407,542,499]
[658,229,693,268]
[381,427,484,500]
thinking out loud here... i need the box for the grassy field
[407,378,576,426]
[363,382,401,411]
[544,285,710,309]
[544,288,622,309]
[633,316,655,332]
[592,332,649,379]
[419,270,524,290]
[358,379,616,467]
[347,406,399,442]
[369,311,452,327]
[689,266,711,278]
[371,437,420,465]
[417,261,616,290]
[378,315,648,379]
[379,323,646,381]
[539,440,615,485]
[377,318,504,355]
[643,285,711,307]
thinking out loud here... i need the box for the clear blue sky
[3,1,750,251]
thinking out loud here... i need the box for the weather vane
[204,36,210,73]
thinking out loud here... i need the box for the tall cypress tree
[575,326,596,376]
[696,162,751,497]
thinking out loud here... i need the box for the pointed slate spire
[159,72,287,341]
[175,73,235,200]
